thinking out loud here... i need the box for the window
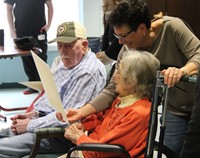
[0,2,10,43]
[0,0,81,46]
[48,0,81,40]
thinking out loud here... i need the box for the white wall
[82,0,103,37]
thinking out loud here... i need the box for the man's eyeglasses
[113,29,134,40]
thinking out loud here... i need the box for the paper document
[19,81,43,92]
[31,50,68,123]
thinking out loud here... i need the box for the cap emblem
[57,25,67,35]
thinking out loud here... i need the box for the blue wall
[0,50,58,83]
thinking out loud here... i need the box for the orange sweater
[77,97,151,158]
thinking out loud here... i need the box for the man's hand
[64,122,84,144]
[56,112,64,122]
[10,113,28,122]
[11,118,30,135]
[10,111,38,122]
[26,111,39,119]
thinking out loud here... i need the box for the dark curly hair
[108,0,151,31]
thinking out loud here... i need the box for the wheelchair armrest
[67,143,131,158]
[29,127,65,158]
[34,127,65,138]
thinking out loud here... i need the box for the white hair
[120,50,160,99]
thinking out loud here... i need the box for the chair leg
[0,105,27,111]
[0,114,7,122]
[0,105,27,122]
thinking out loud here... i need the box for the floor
[0,87,165,157]
[0,87,38,129]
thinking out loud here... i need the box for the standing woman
[96,0,122,64]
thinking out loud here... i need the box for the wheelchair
[66,71,197,158]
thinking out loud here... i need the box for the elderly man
[0,21,106,158]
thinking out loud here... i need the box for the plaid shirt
[27,50,106,132]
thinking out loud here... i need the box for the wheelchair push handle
[179,75,197,83]
[158,72,197,83]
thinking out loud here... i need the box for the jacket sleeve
[82,108,111,132]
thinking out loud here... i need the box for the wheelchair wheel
[153,141,178,158]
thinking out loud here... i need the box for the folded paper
[31,50,68,123]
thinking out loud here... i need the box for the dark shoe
[23,88,38,95]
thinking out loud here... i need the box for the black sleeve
[101,25,110,51]
[104,38,122,60]
[101,25,123,60]
[179,71,200,158]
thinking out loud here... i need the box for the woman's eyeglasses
[113,29,134,40]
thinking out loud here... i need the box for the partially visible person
[179,71,200,158]
[96,0,122,65]
[0,21,107,158]
[4,0,53,94]
[65,0,200,155]
[96,0,146,64]
[57,51,160,158]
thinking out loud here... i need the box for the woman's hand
[161,67,186,87]
[64,122,84,144]
[56,104,97,123]
[56,109,84,123]
[66,108,85,123]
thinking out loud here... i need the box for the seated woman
[57,50,160,158]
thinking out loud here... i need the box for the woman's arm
[6,3,16,38]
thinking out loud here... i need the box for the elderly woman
[57,50,160,158]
